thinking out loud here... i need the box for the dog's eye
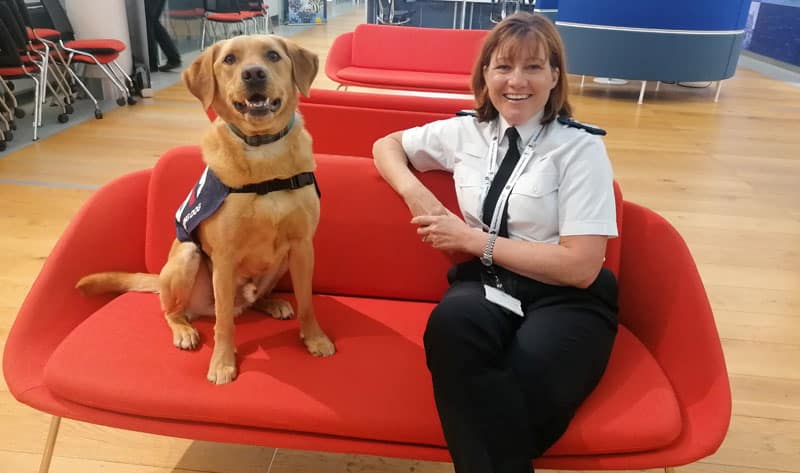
[266,51,281,62]
[223,54,236,65]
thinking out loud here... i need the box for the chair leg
[714,80,723,102]
[23,71,41,140]
[201,17,208,50]
[38,416,62,473]
[62,65,102,116]
[664,467,675,473]
[638,80,647,105]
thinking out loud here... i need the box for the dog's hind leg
[251,257,294,320]
[159,241,202,350]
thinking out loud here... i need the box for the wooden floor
[2,6,799,473]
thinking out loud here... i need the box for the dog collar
[227,114,296,146]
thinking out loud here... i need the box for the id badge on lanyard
[479,122,545,317]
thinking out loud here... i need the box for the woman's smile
[484,43,558,125]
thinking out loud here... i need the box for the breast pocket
[508,165,560,242]
[453,165,485,226]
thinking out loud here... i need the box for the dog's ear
[282,40,318,97]
[182,42,220,110]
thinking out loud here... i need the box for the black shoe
[158,61,182,72]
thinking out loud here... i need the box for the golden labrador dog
[77,35,335,384]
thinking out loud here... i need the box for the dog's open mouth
[233,94,282,117]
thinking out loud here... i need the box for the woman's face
[483,41,559,126]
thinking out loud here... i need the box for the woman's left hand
[412,212,483,255]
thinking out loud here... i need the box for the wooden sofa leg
[38,416,61,473]
[664,467,676,473]
[638,80,647,105]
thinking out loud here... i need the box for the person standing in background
[145,0,182,72]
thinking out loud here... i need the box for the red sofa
[325,24,487,94]
[4,91,730,472]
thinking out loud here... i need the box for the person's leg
[144,0,162,70]
[153,20,182,67]
[508,299,617,456]
[424,281,534,473]
[147,0,181,69]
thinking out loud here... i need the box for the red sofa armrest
[3,170,151,402]
[617,201,731,463]
[325,31,353,83]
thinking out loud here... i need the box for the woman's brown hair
[471,13,572,124]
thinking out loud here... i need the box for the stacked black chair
[201,0,258,50]
[0,4,71,142]
[375,0,411,25]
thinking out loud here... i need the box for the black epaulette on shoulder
[455,109,477,117]
[557,116,607,136]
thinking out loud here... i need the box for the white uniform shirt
[401,112,618,244]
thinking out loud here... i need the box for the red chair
[39,0,137,107]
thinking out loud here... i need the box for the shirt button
[505,185,511,190]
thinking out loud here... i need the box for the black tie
[482,127,520,237]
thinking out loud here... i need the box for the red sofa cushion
[43,292,680,455]
[350,24,486,75]
[336,66,472,93]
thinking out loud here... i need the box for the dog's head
[183,35,318,134]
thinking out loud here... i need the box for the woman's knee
[424,284,513,371]
[423,295,475,351]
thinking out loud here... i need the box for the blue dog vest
[175,168,230,243]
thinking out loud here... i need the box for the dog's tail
[76,272,160,295]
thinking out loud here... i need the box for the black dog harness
[175,167,321,243]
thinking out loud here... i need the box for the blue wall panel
[747,2,800,66]
[558,0,751,30]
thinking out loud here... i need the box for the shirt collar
[498,110,545,147]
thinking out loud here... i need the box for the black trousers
[145,0,181,68]
[424,261,618,473]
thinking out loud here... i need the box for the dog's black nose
[241,65,267,85]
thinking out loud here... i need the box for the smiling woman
[372,12,619,473]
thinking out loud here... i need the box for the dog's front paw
[207,349,237,384]
[304,335,336,357]
[172,325,200,350]
[254,298,294,320]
